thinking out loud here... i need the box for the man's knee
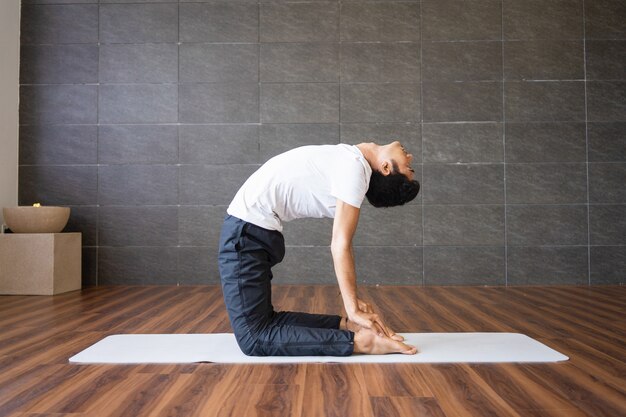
[228,314,268,356]
[238,341,257,356]
[235,334,263,356]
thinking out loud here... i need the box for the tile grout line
[16,120,605,126]
[501,0,508,287]
[95,0,100,287]
[582,0,591,285]
[419,0,425,287]
[177,0,181,287]
[28,38,622,47]
[22,79,610,86]
[338,1,342,144]
[257,0,261,160]
[20,162,624,168]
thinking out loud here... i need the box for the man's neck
[356,142,378,170]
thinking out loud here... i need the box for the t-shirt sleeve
[330,160,369,208]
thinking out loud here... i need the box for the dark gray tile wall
[18,0,625,286]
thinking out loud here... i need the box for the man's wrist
[344,304,358,316]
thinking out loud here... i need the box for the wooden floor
[0,285,624,417]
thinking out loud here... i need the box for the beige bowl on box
[3,206,71,233]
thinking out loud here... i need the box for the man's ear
[380,160,392,176]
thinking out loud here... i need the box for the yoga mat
[69,333,568,364]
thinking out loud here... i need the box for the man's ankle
[339,316,347,330]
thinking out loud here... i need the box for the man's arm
[331,199,360,316]
[331,199,397,338]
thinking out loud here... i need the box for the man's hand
[348,299,405,341]
[357,298,374,313]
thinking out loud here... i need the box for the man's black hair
[366,161,420,208]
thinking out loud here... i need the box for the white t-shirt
[227,144,372,231]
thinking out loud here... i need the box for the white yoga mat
[69,333,568,364]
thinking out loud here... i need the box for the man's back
[227,144,372,231]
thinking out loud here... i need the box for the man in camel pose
[218,141,420,356]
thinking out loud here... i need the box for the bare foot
[353,328,418,355]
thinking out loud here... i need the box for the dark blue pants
[218,215,354,356]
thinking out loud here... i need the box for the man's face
[383,141,415,181]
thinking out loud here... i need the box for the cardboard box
[0,233,81,295]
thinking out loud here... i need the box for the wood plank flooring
[0,285,624,417]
